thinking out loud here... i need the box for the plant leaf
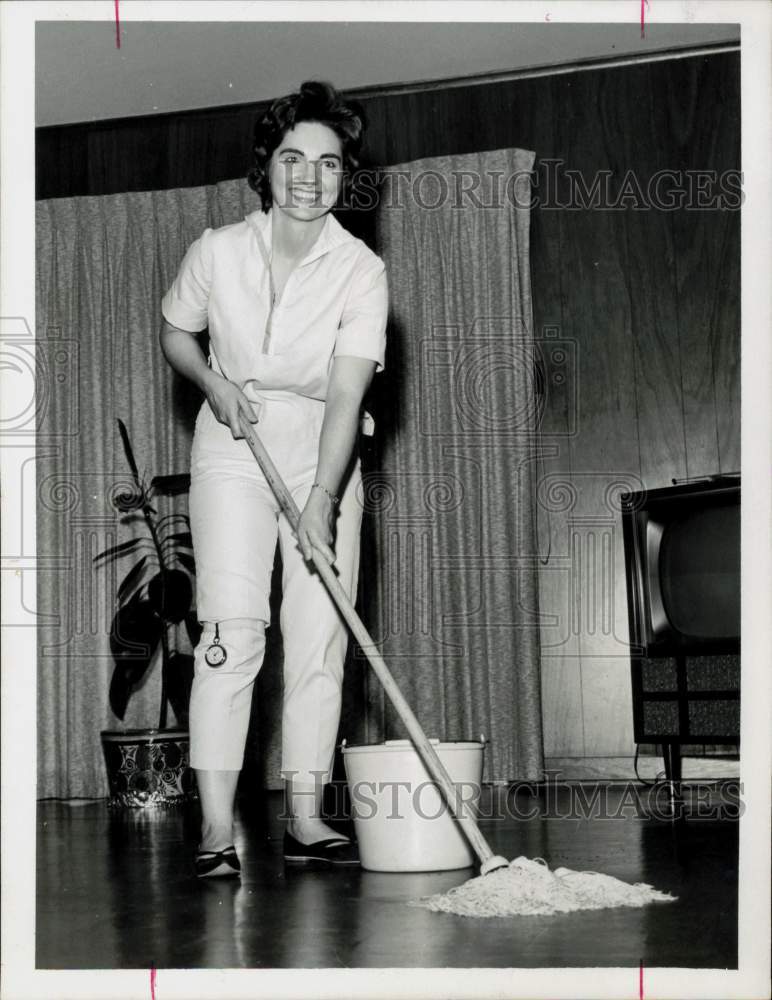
[156,513,190,533]
[117,419,141,488]
[116,555,149,604]
[161,531,193,547]
[150,473,191,496]
[176,552,196,574]
[184,611,203,648]
[162,541,194,558]
[108,592,162,719]
[165,651,194,727]
[93,537,152,566]
[147,569,192,624]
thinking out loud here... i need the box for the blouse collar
[245,207,356,268]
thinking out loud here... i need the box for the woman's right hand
[202,370,259,440]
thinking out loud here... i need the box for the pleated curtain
[35,181,263,798]
[36,147,543,797]
[361,148,544,782]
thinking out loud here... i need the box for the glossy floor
[36,784,738,969]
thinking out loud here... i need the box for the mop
[239,417,676,917]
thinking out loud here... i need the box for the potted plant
[95,419,202,808]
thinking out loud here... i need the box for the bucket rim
[341,738,485,754]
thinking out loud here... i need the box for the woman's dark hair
[247,80,366,211]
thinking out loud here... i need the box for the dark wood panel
[528,80,584,757]
[553,68,643,755]
[712,212,741,473]
[621,63,686,488]
[668,56,741,478]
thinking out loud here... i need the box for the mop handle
[238,416,506,873]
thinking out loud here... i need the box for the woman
[160,81,388,877]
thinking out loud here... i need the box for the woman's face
[268,121,344,222]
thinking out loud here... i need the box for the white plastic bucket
[342,739,484,872]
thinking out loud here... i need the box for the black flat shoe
[195,845,241,879]
[283,830,360,867]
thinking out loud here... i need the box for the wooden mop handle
[238,416,505,872]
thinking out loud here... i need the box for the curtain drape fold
[362,148,544,782]
[36,181,262,798]
[36,148,542,797]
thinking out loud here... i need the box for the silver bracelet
[312,481,340,505]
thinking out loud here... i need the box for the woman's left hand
[296,489,336,565]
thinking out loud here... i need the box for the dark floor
[37,783,738,970]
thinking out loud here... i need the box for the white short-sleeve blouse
[161,208,388,406]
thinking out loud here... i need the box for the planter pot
[101,728,196,808]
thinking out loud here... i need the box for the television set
[621,475,740,656]
[620,474,741,783]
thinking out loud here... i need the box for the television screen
[659,503,741,640]
[622,475,740,656]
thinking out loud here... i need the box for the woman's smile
[290,188,322,205]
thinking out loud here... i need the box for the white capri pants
[187,391,362,787]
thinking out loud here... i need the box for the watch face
[205,643,227,667]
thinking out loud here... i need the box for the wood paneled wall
[37,53,741,770]
[533,59,740,764]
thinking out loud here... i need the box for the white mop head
[409,856,677,917]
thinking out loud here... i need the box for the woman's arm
[159,320,258,439]
[296,355,377,564]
